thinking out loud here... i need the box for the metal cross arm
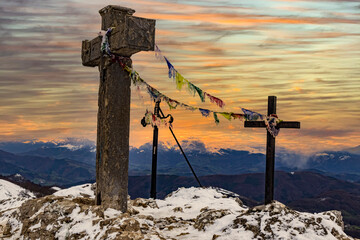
[244,121,300,129]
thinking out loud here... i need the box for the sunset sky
[0,0,359,154]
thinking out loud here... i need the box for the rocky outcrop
[0,185,356,240]
[231,201,352,240]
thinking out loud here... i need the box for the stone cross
[81,5,155,212]
[244,96,300,205]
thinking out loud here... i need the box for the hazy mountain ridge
[1,140,360,185]
[0,149,95,186]
[129,142,360,182]
[0,138,95,154]
[344,145,360,155]
[306,151,360,176]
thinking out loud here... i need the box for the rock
[234,197,243,207]
[114,231,144,240]
[121,218,141,232]
[326,210,345,229]
[194,209,231,231]
[172,207,183,213]
[131,198,158,209]
[212,234,220,239]
[251,200,289,214]
[0,220,11,237]
[230,200,352,240]
[0,186,355,240]
[127,206,140,215]
[73,197,95,206]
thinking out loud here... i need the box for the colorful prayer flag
[155,44,164,61]
[213,112,220,125]
[189,82,205,102]
[175,72,185,90]
[199,108,211,117]
[242,108,263,121]
[205,93,225,108]
[219,112,232,120]
[164,57,176,79]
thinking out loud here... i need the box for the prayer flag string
[99,31,281,137]
[155,45,225,108]
[122,63,281,137]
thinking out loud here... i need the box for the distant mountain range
[0,138,95,154]
[344,145,360,155]
[1,139,359,237]
[129,142,360,183]
[0,139,359,185]
[305,152,360,181]
[0,149,95,186]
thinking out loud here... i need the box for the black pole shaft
[150,125,158,198]
[158,108,203,187]
[150,101,160,199]
[265,96,276,204]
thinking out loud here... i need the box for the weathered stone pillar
[81,5,155,212]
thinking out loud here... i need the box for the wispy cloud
[0,0,359,153]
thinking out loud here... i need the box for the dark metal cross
[244,96,300,205]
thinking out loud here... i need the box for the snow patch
[53,183,94,199]
[315,153,329,157]
[339,155,350,161]
[29,221,41,231]
[58,144,83,151]
[51,186,62,191]
[0,179,35,214]
[0,180,29,200]
[137,187,246,221]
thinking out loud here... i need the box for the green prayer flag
[188,82,205,102]
[213,112,220,125]
[166,101,177,110]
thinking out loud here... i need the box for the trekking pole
[150,100,161,199]
[158,107,203,187]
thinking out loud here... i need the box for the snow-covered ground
[0,179,35,212]
[0,182,355,239]
[53,183,94,199]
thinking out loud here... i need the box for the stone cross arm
[81,5,156,67]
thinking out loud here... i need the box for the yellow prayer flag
[175,72,185,90]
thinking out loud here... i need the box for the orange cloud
[143,12,359,27]
[1,0,359,155]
